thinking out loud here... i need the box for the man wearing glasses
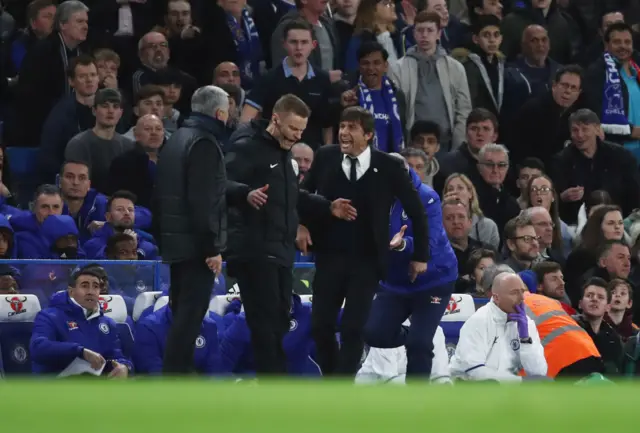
[472,143,519,237]
[502,216,540,272]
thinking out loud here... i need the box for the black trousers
[312,253,379,377]
[228,260,292,375]
[556,356,605,378]
[162,259,215,374]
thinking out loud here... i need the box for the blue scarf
[358,75,404,152]
[601,52,634,135]
[226,8,262,88]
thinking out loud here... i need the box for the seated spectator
[153,68,184,136]
[64,88,134,194]
[604,278,638,342]
[9,0,56,73]
[0,265,20,295]
[443,173,500,249]
[291,142,314,184]
[17,214,85,259]
[436,108,499,193]
[523,174,573,257]
[10,184,62,244]
[450,272,547,382]
[93,48,120,90]
[219,294,320,376]
[213,62,245,107]
[108,115,164,208]
[442,198,492,277]
[134,302,221,375]
[0,215,16,259]
[515,157,544,209]
[401,148,431,186]
[469,143,520,237]
[30,265,132,376]
[552,109,640,225]
[124,85,169,140]
[532,261,574,315]
[502,215,540,272]
[575,190,616,243]
[521,207,565,265]
[574,277,624,375]
[582,241,633,289]
[84,191,157,260]
[565,205,626,302]
[455,247,496,295]
[404,121,441,186]
[355,325,451,384]
[38,55,100,184]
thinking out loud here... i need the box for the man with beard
[83,190,157,260]
[502,216,540,272]
[532,261,575,315]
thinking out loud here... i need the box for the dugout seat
[208,294,243,316]
[439,294,475,347]
[100,295,135,360]
[154,296,169,312]
[132,291,162,321]
[299,295,313,305]
[0,294,41,374]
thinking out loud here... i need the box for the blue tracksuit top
[133,305,221,375]
[62,189,153,243]
[380,169,458,293]
[15,214,86,259]
[0,214,17,258]
[220,294,321,376]
[83,224,158,260]
[30,291,132,374]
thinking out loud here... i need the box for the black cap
[471,15,502,35]
[94,88,122,107]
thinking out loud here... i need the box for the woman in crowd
[443,173,499,249]
[523,174,572,257]
[575,190,615,244]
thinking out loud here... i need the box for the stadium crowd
[1,0,640,382]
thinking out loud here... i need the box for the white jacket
[355,326,451,384]
[449,300,547,382]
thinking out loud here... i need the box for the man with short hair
[301,106,429,377]
[515,157,544,209]
[30,265,132,376]
[155,85,231,374]
[405,121,441,186]
[9,0,89,147]
[225,94,356,376]
[124,85,170,140]
[213,62,245,108]
[532,261,574,314]
[442,198,489,276]
[576,10,627,68]
[551,108,640,224]
[9,0,57,72]
[522,206,564,265]
[580,241,632,291]
[450,272,547,382]
[502,216,540,272]
[9,184,63,237]
[390,11,471,152]
[164,0,207,85]
[401,148,430,185]
[38,55,100,183]
[65,88,134,194]
[291,142,314,183]
[423,0,466,52]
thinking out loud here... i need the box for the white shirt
[341,146,371,181]
[355,325,451,384]
[449,300,547,383]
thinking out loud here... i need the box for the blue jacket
[83,224,158,260]
[15,214,86,259]
[0,196,24,219]
[62,189,153,244]
[0,214,17,258]
[381,169,458,293]
[30,291,132,374]
[220,294,321,376]
[133,305,221,375]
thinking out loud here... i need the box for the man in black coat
[300,106,429,377]
[224,94,356,376]
[155,85,230,374]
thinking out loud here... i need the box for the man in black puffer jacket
[224,94,356,376]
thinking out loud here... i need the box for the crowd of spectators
[1,0,640,380]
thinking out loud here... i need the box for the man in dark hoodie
[15,214,85,259]
[9,0,56,73]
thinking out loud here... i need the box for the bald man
[450,272,547,382]
[134,114,165,149]
[291,143,314,183]
[509,25,560,98]
[213,62,245,108]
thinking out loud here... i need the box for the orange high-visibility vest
[524,293,601,378]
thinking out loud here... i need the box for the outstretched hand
[330,199,357,221]
[247,184,269,209]
[390,225,407,250]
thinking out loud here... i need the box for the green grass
[2,379,638,432]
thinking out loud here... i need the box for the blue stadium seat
[101,295,135,360]
[132,291,162,322]
[0,294,41,374]
[439,294,476,348]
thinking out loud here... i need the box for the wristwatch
[520,337,533,344]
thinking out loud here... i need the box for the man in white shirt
[356,324,451,384]
[450,272,547,382]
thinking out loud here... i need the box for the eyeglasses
[511,235,541,244]
[480,161,508,169]
[531,186,552,194]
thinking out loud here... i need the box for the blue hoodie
[0,214,17,258]
[30,291,132,375]
[133,305,221,375]
[15,214,86,259]
[219,294,321,376]
[62,189,153,244]
[380,169,458,293]
[83,224,158,260]
[0,196,24,218]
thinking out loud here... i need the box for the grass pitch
[2,379,637,432]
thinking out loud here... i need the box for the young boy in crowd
[406,120,441,186]
[605,279,638,342]
[152,69,183,135]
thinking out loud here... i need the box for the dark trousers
[556,356,605,378]
[364,282,454,379]
[228,260,292,375]
[163,259,215,374]
[312,253,379,377]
